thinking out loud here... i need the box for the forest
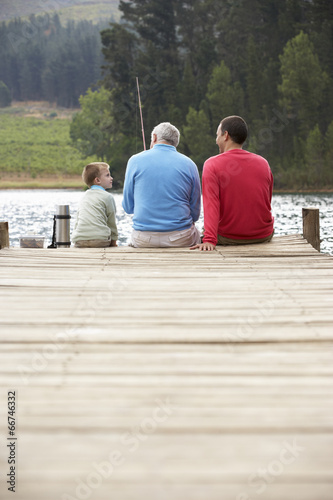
[0,0,332,190]
[0,13,111,107]
[71,0,333,190]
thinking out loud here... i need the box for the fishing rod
[136,77,146,150]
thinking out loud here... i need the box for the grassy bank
[0,174,84,189]
[0,103,94,187]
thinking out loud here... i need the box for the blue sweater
[122,144,201,232]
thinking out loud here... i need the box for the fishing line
[135,82,138,153]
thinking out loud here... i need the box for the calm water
[0,190,332,255]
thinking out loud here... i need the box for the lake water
[0,190,332,255]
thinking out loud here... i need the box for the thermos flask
[55,205,71,248]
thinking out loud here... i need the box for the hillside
[0,0,120,24]
[0,102,93,188]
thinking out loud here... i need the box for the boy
[72,162,118,248]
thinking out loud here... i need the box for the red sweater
[202,149,274,245]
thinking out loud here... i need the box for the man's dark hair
[221,116,248,145]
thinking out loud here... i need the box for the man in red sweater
[191,115,274,251]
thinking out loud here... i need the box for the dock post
[302,208,320,252]
[0,221,9,249]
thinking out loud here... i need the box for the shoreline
[0,175,333,194]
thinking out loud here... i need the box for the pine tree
[206,61,244,129]
[182,107,216,168]
[279,31,329,136]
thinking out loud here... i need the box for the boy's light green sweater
[72,188,118,242]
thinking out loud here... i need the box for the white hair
[151,122,180,147]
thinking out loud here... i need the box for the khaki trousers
[131,225,201,248]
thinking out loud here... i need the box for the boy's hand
[110,240,118,247]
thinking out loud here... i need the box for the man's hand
[190,242,216,251]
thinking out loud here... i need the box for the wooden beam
[0,221,9,249]
[302,207,320,251]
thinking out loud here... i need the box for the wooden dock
[0,234,333,500]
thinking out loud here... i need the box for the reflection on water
[0,190,332,255]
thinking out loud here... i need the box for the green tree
[245,36,263,123]
[279,31,329,136]
[175,0,218,104]
[182,107,216,168]
[102,0,182,134]
[19,45,44,101]
[70,87,135,185]
[101,23,137,98]
[304,0,333,77]
[206,61,244,128]
[0,80,11,107]
[119,0,178,56]
[177,59,197,119]
[101,23,139,133]
[70,87,115,161]
[304,124,324,186]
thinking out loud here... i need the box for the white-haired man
[122,122,201,247]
